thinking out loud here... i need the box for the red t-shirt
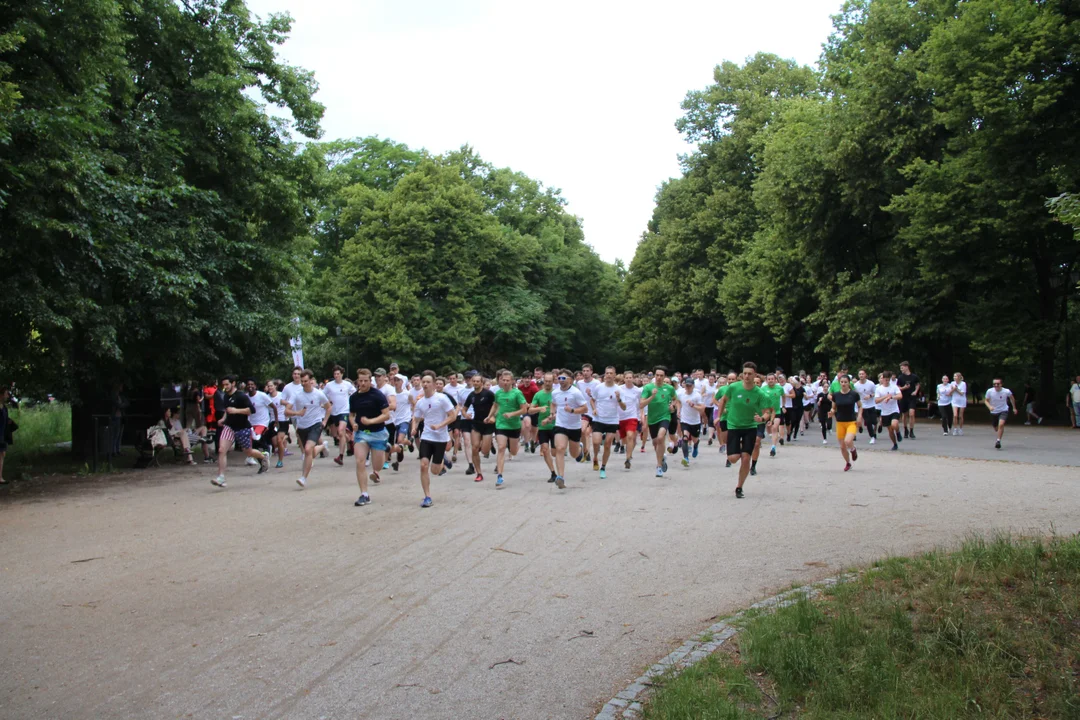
[517,380,539,403]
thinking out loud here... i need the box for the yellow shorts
[836,421,858,438]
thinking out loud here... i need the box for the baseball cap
[374,367,386,376]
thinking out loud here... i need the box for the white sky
[245,0,843,263]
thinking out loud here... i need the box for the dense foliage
[623,0,1080,411]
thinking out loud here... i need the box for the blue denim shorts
[395,422,411,439]
[354,428,390,451]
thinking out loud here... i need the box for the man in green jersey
[762,373,784,460]
[486,369,528,490]
[527,373,558,482]
[715,362,770,499]
[639,366,679,477]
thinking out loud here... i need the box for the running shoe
[891,443,898,451]
[437,468,447,476]
[769,446,776,457]
[354,494,370,507]
[555,475,566,489]
[735,487,744,499]
[599,468,607,479]
[592,459,600,471]
[548,472,557,483]
[655,467,664,477]
[408,441,415,452]
[681,458,689,467]
[944,431,950,435]
[844,462,852,472]
[959,429,964,436]
[576,452,585,463]
[445,460,453,471]
[246,457,259,466]
[319,447,328,459]
[750,466,757,476]
[496,475,505,489]
[851,448,858,462]
[624,459,631,470]
[718,444,726,453]
[667,445,677,455]
[296,476,306,488]
[421,496,433,508]
[725,460,732,468]
[382,461,390,470]
[708,437,713,446]
[391,461,399,472]
[661,458,668,473]
[333,455,344,466]
[896,434,902,444]
[1038,418,1044,425]
[211,475,226,488]
[258,456,269,474]
[822,439,827,445]
[869,437,876,445]
[284,450,293,457]
[1024,421,1031,425]
[995,440,1001,450]
[909,432,916,440]
[692,445,699,459]
[452,454,458,464]
[369,472,380,484]
[779,438,784,446]
[466,463,475,475]
[475,473,484,483]
[275,460,283,468]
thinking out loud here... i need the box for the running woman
[348,369,390,507]
[266,379,288,467]
[465,374,496,483]
[950,372,967,435]
[640,367,678,477]
[853,370,878,445]
[936,375,954,435]
[284,369,331,488]
[325,365,356,466]
[211,375,270,488]
[550,370,588,489]
[785,377,803,441]
[875,371,903,451]
[829,375,862,471]
[617,372,643,470]
[588,366,623,478]
[488,370,528,489]
[704,372,719,444]
[678,376,705,467]
[528,373,558,482]
[897,361,920,439]
[715,362,769,498]
[984,378,1018,450]
[411,373,457,508]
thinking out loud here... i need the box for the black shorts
[879,412,900,425]
[297,424,324,446]
[269,420,287,436]
[554,426,582,443]
[705,407,715,425]
[536,429,556,447]
[418,439,447,465]
[718,419,728,432]
[756,424,766,438]
[457,419,473,433]
[992,412,1009,428]
[591,421,618,435]
[777,411,787,425]
[899,396,914,414]
[648,419,670,437]
[727,427,757,456]
[683,423,701,438]
[471,421,495,436]
[329,413,349,426]
[496,427,521,439]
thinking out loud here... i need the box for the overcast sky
[245,0,843,263]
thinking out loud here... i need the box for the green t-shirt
[762,384,784,414]
[715,386,730,420]
[531,389,554,428]
[829,378,842,394]
[641,382,677,424]
[721,382,770,430]
[493,388,527,430]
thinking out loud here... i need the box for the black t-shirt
[832,389,860,422]
[349,388,389,432]
[465,389,495,424]
[222,391,253,430]
[793,386,805,406]
[897,373,919,398]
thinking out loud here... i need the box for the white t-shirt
[936,383,953,406]
[393,390,412,426]
[552,386,588,429]
[1071,383,1080,404]
[618,384,643,421]
[413,392,455,443]
[324,380,356,416]
[694,378,708,396]
[985,387,1013,414]
[248,390,272,428]
[591,383,621,425]
[951,381,968,408]
[853,380,877,410]
[781,383,794,409]
[678,389,704,425]
[803,383,819,406]
[457,386,474,418]
[267,393,285,422]
[704,382,718,407]
[290,388,330,429]
[875,381,900,415]
[281,381,304,409]
[576,379,601,413]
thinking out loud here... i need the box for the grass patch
[643,533,1080,719]
[4,403,75,476]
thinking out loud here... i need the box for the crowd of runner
[171,362,1021,508]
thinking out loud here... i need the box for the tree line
[1,0,1078,460]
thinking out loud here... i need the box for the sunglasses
[557,375,568,381]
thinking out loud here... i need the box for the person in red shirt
[517,372,540,452]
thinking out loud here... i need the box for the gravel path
[1,424,1077,719]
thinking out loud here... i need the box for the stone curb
[594,573,859,720]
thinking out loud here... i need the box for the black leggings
[786,407,801,439]
[940,404,954,432]
[863,408,878,439]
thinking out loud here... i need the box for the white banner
[290,319,303,369]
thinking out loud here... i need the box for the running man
[617,372,643,470]
[465,374,496,483]
[829,375,862,471]
[517,372,539,451]
[488,370,528,489]
[875,371,903,451]
[550,370,588,489]
[265,379,288,468]
[210,375,270,487]
[411,373,457,508]
[762,373,784,457]
[245,378,273,461]
[853,369,878,445]
[283,369,331,488]
[715,362,769,498]
[389,373,413,472]
[588,366,623,478]
[897,361,920,439]
[639,367,678,477]
[325,365,356,466]
[577,364,601,461]
[678,376,705,467]
[528,373,558,482]
[348,369,390,507]
[984,378,1018,450]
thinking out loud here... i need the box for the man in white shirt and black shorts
[984,378,1018,450]
[283,369,331,488]
[587,366,624,479]
[411,373,457,508]
[324,365,356,466]
[551,370,588,490]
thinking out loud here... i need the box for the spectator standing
[1022,383,1043,425]
[110,382,129,457]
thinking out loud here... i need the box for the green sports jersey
[715,386,730,419]
[721,382,770,430]
[762,384,783,414]
[493,388,527,430]
[641,382,677,424]
[532,389,554,428]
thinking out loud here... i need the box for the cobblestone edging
[595,573,859,720]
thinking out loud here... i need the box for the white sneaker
[869,437,876,445]
[211,475,226,488]
[245,457,259,466]
[296,476,306,488]
[822,439,828,445]
[959,429,964,436]
[1024,421,1031,425]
